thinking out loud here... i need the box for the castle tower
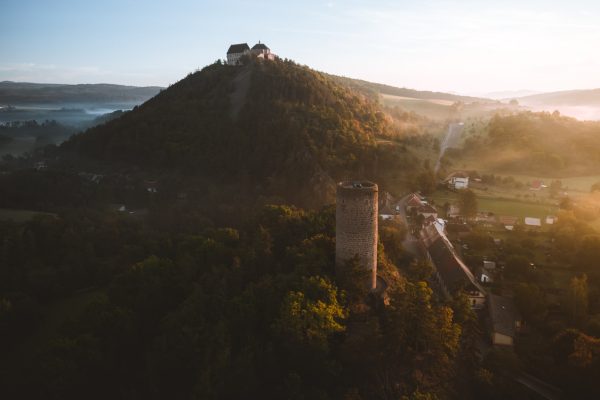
[335,181,378,290]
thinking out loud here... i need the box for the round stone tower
[335,181,378,290]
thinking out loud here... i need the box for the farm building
[446,171,469,189]
[488,294,522,346]
[420,223,486,309]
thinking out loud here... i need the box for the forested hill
[329,74,489,103]
[63,59,422,207]
[455,111,600,175]
[0,81,162,104]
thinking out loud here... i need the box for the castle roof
[227,43,250,54]
[252,42,269,50]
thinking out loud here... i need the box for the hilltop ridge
[62,59,429,207]
[0,81,163,104]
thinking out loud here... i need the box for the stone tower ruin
[335,181,378,290]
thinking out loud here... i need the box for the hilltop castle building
[335,181,378,290]
[226,41,275,65]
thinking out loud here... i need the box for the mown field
[430,189,558,219]
[381,94,457,120]
[490,173,600,194]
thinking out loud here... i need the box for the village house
[525,217,542,227]
[420,223,486,309]
[446,171,469,189]
[480,261,496,284]
[379,205,396,220]
[405,193,425,212]
[227,41,275,65]
[529,180,546,191]
[475,212,496,224]
[480,270,493,284]
[498,215,518,230]
[447,204,462,218]
[488,294,522,346]
[379,191,397,220]
[417,203,438,219]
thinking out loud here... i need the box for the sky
[2,0,600,95]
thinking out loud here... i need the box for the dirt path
[434,122,464,174]
[229,67,252,119]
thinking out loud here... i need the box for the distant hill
[329,75,489,103]
[63,59,428,207]
[516,88,600,106]
[0,81,163,104]
[482,89,542,100]
[514,89,600,120]
[453,111,600,176]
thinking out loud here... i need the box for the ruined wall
[335,181,378,290]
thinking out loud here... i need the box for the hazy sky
[2,0,600,94]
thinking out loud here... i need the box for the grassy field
[431,189,558,219]
[478,197,557,218]
[381,94,456,120]
[489,173,600,193]
[0,208,57,222]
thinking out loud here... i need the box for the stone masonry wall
[335,181,378,290]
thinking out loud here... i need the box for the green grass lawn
[488,173,600,193]
[380,94,456,120]
[477,197,557,219]
[431,189,557,219]
[0,208,57,222]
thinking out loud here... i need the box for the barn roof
[489,294,520,338]
[427,235,483,294]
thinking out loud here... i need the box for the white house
[481,271,493,283]
[226,43,250,65]
[525,217,541,227]
[379,205,396,221]
[446,172,469,189]
[480,261,495,284]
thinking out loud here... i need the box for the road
[516,373,562,400]
[434,122,464,174]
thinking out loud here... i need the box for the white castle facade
[226,41,275,65]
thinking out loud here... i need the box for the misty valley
[3,2,600,398]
